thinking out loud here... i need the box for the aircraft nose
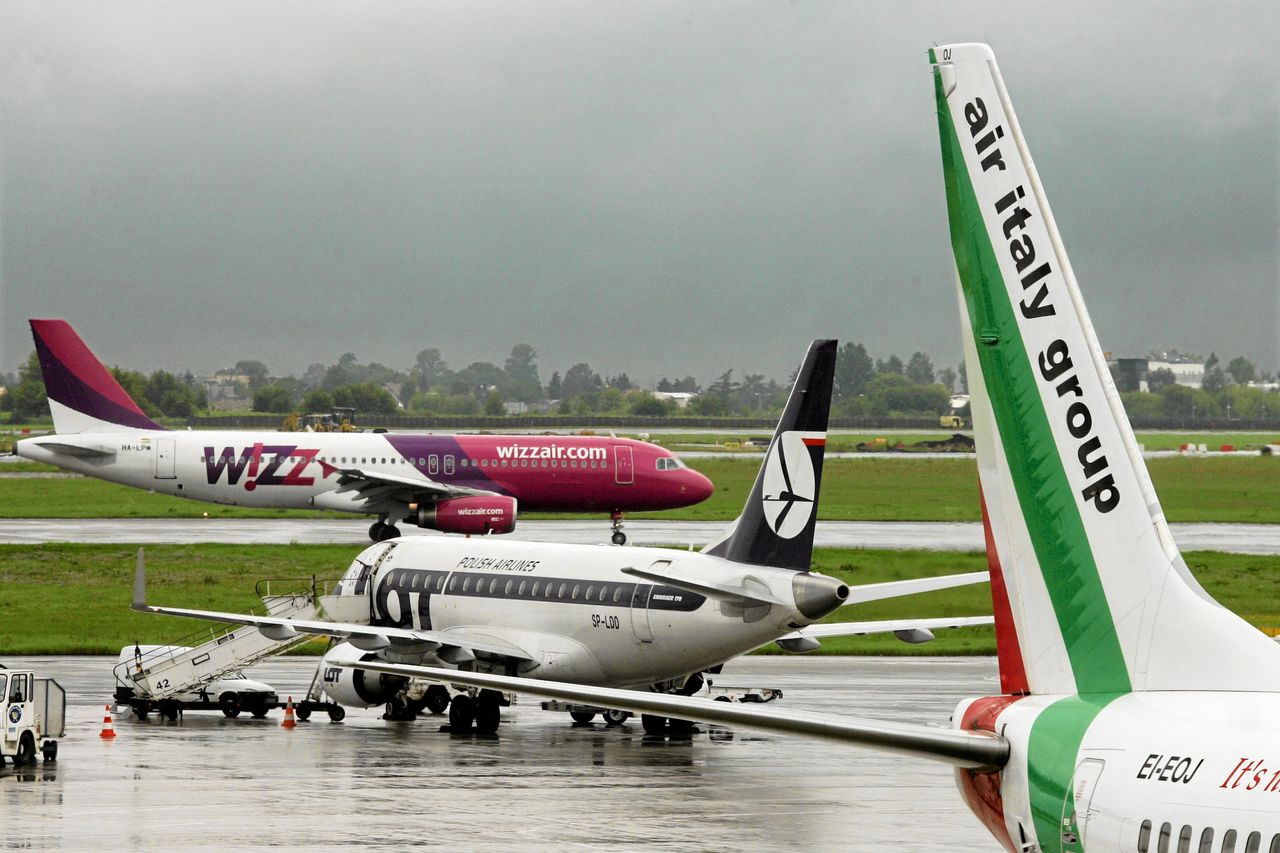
[683,469,715,504]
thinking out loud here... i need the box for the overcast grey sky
[2,2,1276,385]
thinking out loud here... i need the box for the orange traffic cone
[281,696,297,729]
[100,704,117,739]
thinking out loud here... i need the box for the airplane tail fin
[703,339,836,570]
[29,319,165,433]
[931,43,1280,695]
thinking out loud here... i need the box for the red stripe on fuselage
[979,487,1029,696]
[801,437,826,447]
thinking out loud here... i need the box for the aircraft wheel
[369,521,398,542]
[641,714,667,736]
[668,718,696,737]
[424,685,451,715]
[602,709,629,727]
[474,691,502,735]
[449,694,475,733]
[569,710,596,724]
[611,531,627,546]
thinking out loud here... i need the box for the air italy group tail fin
[931,43,1280,695]
[29,319,165,434]
[704,339,836,570]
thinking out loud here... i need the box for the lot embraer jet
[290,45,1280,850]
[17,320,712,542]
[135,340,991,734]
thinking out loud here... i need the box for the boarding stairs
[115,581,321,702]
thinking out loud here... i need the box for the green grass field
[2,455,1278,522]
[3,543,1277,656]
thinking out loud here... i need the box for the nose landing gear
[610,511,627,545]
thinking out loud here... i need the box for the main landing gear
[610,511,627,546]
[447,690,504,735]
[369,517,400,542]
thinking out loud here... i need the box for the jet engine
[411,496,517,535]
[319,642,408,708]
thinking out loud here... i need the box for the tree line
[3,343,1274,424]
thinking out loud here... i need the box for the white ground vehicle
[114,646,278,720]
[0,666,64,766]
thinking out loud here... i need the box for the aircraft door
[155,439,176,479]
[629,577,653,643]
[1060,758,1106,852]
[614,446,634,485]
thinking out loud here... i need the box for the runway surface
[1,655,999,851]
[2,517,1277,554]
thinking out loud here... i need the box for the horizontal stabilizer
[346,659,1009,770]
[620,565,788,608]
[841,571,988,607]
[25,440,115,458]
[776,615,994,644]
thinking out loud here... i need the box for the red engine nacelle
[413,495,517,535]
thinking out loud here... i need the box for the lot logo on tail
[761,432,822,538]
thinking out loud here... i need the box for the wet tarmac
[2,517,1277,554]
[2,655,999,851]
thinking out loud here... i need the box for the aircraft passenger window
[1178,825,1193,853]
[518,580,527,596]
[488,578,498,594]
[571,584,581,600]
[481,459,488,467]
[540,460,547,467]
[570,460,577,469]
[462,577,472,593]
[585,585,594,600]
[445,456,455,474]
[1139,820,1153,852]
[411,574,421,590]
[504,579,514,596]
[1246,833,1262,853]
[521,460,528,467]
[1200,828,1215,852]
[436,576,446,592]
[558,583,567,599]
[1268,834,1280,853]
[501,460,507,467]
[448,576,458,592]
[1222,829,1238,852]
[613,587,623,603]
[429,455,439,474]
[1156,822,1170,853]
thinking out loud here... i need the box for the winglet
[703,339,837,570]
[132,547,147,611]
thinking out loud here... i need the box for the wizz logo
[204,443,318,491]
[760,432,821,539]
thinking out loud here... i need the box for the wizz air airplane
[134,340,990,734]
[16,320,713,542]
[261,45,1276,850]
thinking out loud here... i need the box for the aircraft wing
[130,551,532,662]
[319,462,495,511]
[345,659,1009,771]
[841,572,988,606]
